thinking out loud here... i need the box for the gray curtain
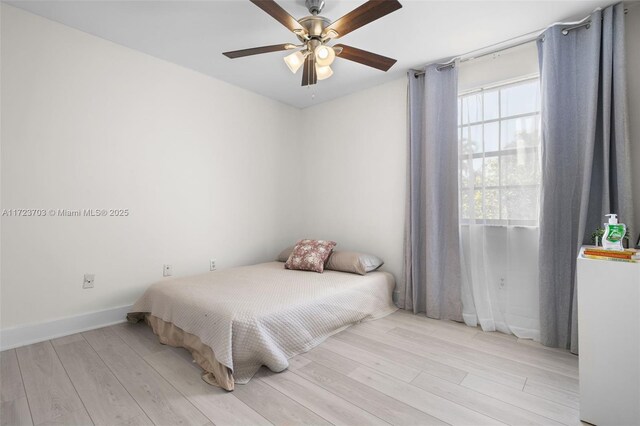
[537,2,634,353]
[401,64,463,321]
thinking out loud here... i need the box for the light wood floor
[1,310,582,426]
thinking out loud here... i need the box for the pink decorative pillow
[285,239,337,273]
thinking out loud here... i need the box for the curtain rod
[413,30,542,77]
[413,3,632,78]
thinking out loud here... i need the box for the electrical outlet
[83,274,95,289]
[210,259,216,271]
[163,264,173,277]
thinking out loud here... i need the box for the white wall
[295,18,640,297]
[296,78,408,290]
[0,5,302,329]
[292,45,540,298]
[2,4,639,333]
[627,6,640,244]
[458,42,539,92]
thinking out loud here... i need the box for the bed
[127,261,397,390]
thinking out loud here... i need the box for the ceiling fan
[223,0,402,86]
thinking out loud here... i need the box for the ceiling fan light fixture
[284,51,306,74]
[322,29,340,41]
[315,64,333,80]
[314,45,335,67]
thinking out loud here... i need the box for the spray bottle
[602,214,626,251]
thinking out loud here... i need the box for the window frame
[458,75,542,227]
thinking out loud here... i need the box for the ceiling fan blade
[223,43,295,59]
[250,0,307,36]
[322,0,402,39]
[301,55,317,86]
[334,44,397,71]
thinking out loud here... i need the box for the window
[458,77,541,226]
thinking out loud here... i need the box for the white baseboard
[0,305,133,351]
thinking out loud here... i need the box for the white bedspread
[129,262,397,383]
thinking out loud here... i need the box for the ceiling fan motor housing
[297,15,331,41]
[305,0,325,15]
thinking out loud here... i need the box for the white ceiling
[8,0,611,108]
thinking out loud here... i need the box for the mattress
[127,261,397,389]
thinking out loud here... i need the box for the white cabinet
[577,253,640,425]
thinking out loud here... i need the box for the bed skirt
[127,312,235,391]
